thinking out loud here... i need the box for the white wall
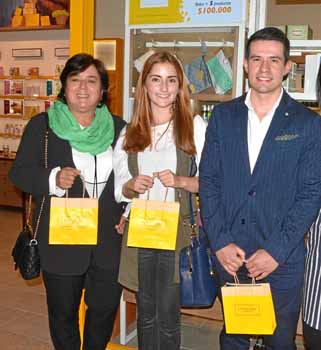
[95,0,125,39]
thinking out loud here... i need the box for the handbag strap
[29,115,49,240]
[188,156,197,235]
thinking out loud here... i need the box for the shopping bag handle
[146,186,168,202]
[233,274,256,285]
[65,175,86,199]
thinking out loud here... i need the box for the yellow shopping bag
[127,197,180,250]
[49,196,98,245]
[221,280,276,335]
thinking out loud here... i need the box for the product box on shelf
[24,105,40,119]
[4,99,24,115]
[40,16,50,26]
[9,67,20,77]
[287,25,313,40]
[11,15,24,27]
[14,7,22,16]
[4,80,24,95]
[25,84,41,97]
[24,13,39,27]
[28,67,39,77]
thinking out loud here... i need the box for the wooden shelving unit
[0,25,67,32]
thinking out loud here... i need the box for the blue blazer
[199,91,321,266]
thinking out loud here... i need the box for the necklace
[151,119,173,151]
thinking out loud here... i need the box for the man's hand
[56,167,80,189]
[216,243,246,276]
[245,249,279,280]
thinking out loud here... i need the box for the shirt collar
[245,88,284,121]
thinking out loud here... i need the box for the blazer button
[248,190,256,196]
[241,219,246,224]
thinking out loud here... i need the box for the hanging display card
[129,0,244,25]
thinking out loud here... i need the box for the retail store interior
[0,0,321,349]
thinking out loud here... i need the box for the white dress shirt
[246,89,283,173]
[49,147,113,199]
[113,115,207,205]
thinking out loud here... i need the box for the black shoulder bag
[11,121,48,280]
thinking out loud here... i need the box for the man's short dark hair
[245,27,290,63]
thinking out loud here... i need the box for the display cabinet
[0,157,23,208]
[288,40,321,102]
[0,74,60,149]
[0,28,68,154]
[123,1,247,122]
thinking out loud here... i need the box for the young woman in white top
[113,51,206,350]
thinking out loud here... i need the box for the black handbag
[12,217,41,280]
[179,158,218,307]
[12,122,48,280]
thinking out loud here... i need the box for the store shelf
[193,93,233,102]
[0,95,56,101]
[0,25,68,32]
[288,92,317,101]
[0,114,24,119]
[0,75,59,80]
[0,132,21,139]
[290,40,321,55]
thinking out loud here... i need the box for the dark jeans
[42,260,122,350]
[215,261,304,350]
[303,321,321,350]
[136,248,180,350]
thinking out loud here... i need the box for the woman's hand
[115,215,127,235]
[56,167,81,189]
[156,170,179,188]
[122,175,154,198]
[155,170,199,193]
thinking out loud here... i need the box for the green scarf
[47,100,114,156]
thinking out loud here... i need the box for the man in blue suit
[199,27,321,350]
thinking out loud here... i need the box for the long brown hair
[123,51,196,155]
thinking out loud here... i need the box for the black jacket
[9,112,126,274]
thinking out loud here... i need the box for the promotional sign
[129,0,244,25]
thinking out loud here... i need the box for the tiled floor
[0,207,305,350]
[0,207,53,350]
[116,315,221,349]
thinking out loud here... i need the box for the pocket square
[275,134,299,141]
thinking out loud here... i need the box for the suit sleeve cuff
[49,167,65,197]
[263,242,286,265]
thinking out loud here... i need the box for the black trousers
[303,321,321,350]
[136,248,180,350]
[42,260,122,350]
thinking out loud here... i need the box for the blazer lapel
[236,98,251,177]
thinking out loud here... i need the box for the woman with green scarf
[9,53,126,350]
